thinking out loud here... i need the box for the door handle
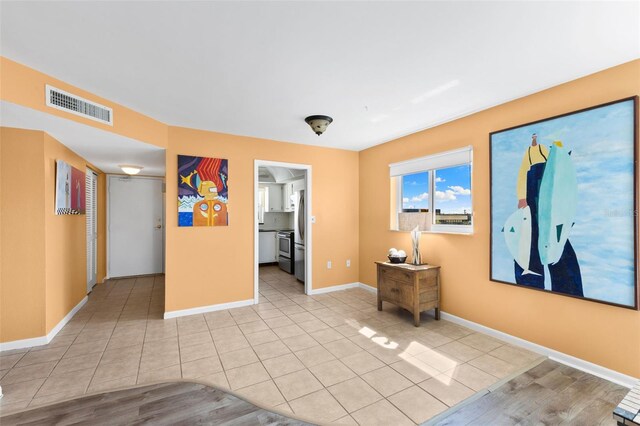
[155,225,162,229]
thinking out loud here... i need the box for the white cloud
[448,185,471,195]
[410,192,429,202]
[435,190,457,201]
[435,177,445,182]
[402,197,409,203]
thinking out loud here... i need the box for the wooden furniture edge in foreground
[375,261,441,327]
[614,380,640,425]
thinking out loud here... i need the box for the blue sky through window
[434,164,472,214]
[402,171,429,210]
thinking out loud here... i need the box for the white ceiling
[0,101,166,176]
[1,1,639,151]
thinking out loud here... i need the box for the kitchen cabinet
[268,184,283,212]
[283,183,295,212]
[259,231,277,263]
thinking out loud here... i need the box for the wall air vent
[45,85,113,126]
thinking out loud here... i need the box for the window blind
[389,146,472,177]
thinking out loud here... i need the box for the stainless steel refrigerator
[294,189,305,283]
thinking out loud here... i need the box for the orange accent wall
[0,127,107,342]
[358,59,640,378]
[0,128,47,341]
[0,57,168,149]
[43,134,88,332]
[165,126,360,312]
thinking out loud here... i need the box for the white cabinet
[293,178,305,193]
[267,184,284,212]
[259,231,277,263]
[283,183,295,212]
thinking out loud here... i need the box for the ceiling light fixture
[305,115,333,136]
[119,165,143,175]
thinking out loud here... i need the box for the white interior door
[86,169,98,293]
[108,176,164,278]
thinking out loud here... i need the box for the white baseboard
[440,311,638,389]
[358,282,377,293]
[308,282,360,295]
[163,299,255,319]
[0,296,88,352]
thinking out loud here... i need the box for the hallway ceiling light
[120,165,143,175]
[305,115,333,136]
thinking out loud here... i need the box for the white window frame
[391,146,473,235]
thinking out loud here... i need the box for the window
[390,146,473,234]
[434,164,472,225]
[401,171,429,212]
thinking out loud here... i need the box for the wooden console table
[375,261,440,327]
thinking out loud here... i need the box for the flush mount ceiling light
[305,115,333,136]
[119,165,143,175]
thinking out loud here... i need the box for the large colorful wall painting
[490,97,638,309]
[55,160,86,215]
[178,155,228,227]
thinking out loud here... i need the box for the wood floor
[0,361,628,425]
[0,382,312,426]
[431,359,627,425]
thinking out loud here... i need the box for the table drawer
[380,267,413,285]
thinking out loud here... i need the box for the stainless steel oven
[278,232,292,258]
[277,231,294,274]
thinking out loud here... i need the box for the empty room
[0,1,639,425]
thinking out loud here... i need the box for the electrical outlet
[327,260,332,269]
[346,259,351,267]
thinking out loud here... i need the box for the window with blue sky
[402,171,429,211]
[434,164,472,224]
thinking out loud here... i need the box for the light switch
[311,216,316,224]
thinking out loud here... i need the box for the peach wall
[43,134,90,332]
[165,126,359,312]
[0,57,168,149]
[359,60,640,377]
[0,127,106,342]
[0,128,47,341]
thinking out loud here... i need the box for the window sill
[390,228,474,235]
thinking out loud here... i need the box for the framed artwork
[490,97,638,309]
[178,155,228,227]
[55,160,86,215]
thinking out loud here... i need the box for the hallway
[1,268,546,424]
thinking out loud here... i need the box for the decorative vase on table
[411,225,421,265]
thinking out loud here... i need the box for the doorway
[86,168,98,293]
[107,175,164,278]
[254,160,312,303]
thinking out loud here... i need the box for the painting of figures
[490,97,638,309]
[178,155,228,227]
[55,160,86,215]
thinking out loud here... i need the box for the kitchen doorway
[254,160,312,303]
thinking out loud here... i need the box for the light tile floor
[0,267,544,425]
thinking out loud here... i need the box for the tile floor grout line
[90,276,137,391]
[19,282,101,408]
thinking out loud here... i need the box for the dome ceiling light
[119,165,143,175]
[305,115,333,136]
